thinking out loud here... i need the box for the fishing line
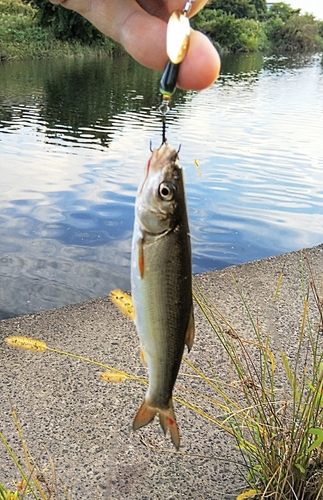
[158,0,196,144]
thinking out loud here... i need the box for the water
[1,53,322,319]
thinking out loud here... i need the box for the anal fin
[140,346,148,367]
[185,305,195,353]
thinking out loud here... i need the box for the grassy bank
[2,0,323,62]
[0,0,119,61]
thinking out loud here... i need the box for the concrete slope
[1,244,323,499]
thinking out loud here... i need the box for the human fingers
[49,0,210,21]
[49,0,90,14]
[49,0,146,46]
[119,10,220,90]
[177,30,221,91]
[48,0,220,90]
[135,0,211,22]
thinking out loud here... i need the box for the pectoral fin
[138,237,145,279]
[185,305,195,353]
[140,346,148,367]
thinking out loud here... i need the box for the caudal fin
[159,399,180,450]
[132,400,156,431]
[132,398,180,450]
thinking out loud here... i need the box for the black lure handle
[160,61,180,97]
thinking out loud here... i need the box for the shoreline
[1,243,323,498]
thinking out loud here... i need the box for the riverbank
[0,0,119,61]
[1,243,323,498]
[1,0,322,62]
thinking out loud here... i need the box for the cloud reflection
[1,54,323,318]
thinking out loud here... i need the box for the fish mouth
[139,149,158,195]
[139,144,180,195]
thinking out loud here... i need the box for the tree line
[22,0,323,54]
[191,0,323,52]
[0,0,323,60]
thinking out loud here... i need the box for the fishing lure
[159,0,196,143]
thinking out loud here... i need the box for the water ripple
[1,54,323,318]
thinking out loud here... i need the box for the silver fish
[131,142,194,449]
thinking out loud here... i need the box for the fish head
[136,143,184,235]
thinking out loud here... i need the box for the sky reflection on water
[0,53,323,319]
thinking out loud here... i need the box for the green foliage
[206,0,256,19]
[267,2,301,22]
[25,0,104,43]
[193,1,323,54]
[0,407,71,499]
[0,0,33,14]
[205,0,266,19]
[263,4,323,53]
[0,483,18,500]
[1,0,322,59]
[3,0,104,45]
[0,0,117,60]
[319,21,323,38]
[192,10,268,52]
[272,13,323,52]
[0,0,43,47]
[252,0,267,16]
[263,16,285,41]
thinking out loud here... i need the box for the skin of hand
[49,0,221,91]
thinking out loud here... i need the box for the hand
[49,0,221,91]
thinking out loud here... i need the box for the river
[0,52,322,319]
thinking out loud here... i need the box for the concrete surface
[1,244,323,499]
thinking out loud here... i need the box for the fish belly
[131,222,192,408]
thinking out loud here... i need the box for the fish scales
[131,143,194,449]
[136,224,191,404]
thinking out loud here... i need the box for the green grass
[2,250,323,498]
[191,252,323,499]
[0,0,118,61]
[0,407,71,499]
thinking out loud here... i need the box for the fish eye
[158,182,174,201]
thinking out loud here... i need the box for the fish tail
[132,400,156,431]
[132,398,180,450]
[159,399,180,450]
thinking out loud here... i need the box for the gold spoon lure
[159,0,196,143]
